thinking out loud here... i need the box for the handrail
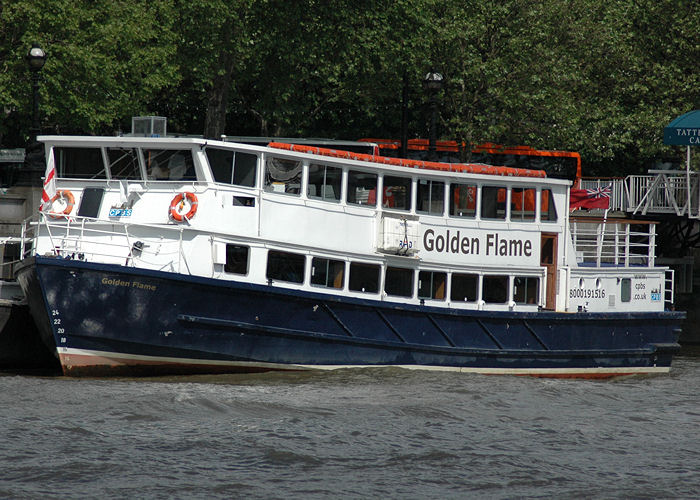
[665,269,675,309]
[21,213,190,274]
[569,218,656,267]
[582,172,700,218]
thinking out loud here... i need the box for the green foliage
[0,0,698,175]
[0,0,178,142]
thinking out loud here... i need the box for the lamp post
[26,44,47,141]
[20,43,47,187]
[422,69,443,161]
[400,72,408,159]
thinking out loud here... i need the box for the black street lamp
[400,72,408,159]
[20,43,47,187]
[26,43,47,141]
[422,69,444,161]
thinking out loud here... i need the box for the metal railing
[579,178,627,212]
[21,214,190,274]
[665,269,675,308]
[627,171,697,216]
[581,171,700,218]
[569,217,656,267]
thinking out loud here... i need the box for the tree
[424,0,699,174]
[0,0,178,144]
[167,0,254,139]
[1,0,697,176]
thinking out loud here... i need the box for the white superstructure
[25,136,671,316]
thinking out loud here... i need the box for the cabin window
[383,175,411,211]
[450,273,478,302]
[384,267,414,298]
[143,149,196,181]
[53,147,107,179]
[307,164,342,202]
[206,148,257,187]
[418,271,447,300]
[482,275,508,303]
[480,186,507,220]
[417,179,444,215]
[311,257,345,289]
[106,147,142,180]
[346,170,377,206]
[513,276,539,304]
[349,262,380,293]
[621,278,632,302]
[264,157,302,195]
[266,250,305,283]
[232,153,258,186]
[449,183,477,218]
[540,189,558,221]
[224,244,249,275]
[510,187,536,222]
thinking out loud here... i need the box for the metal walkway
[582,170,700,218]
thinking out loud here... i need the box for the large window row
[262,154,557,222]
[225,244,540,305]
[54,146,198,181]
[53,145,260,185]
[51,146,556,222]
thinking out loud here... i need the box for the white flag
[40,158,56,211]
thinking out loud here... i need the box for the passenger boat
[15,135,684,377]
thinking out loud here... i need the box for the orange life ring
[169,192,198,221]
[47,190,75,218]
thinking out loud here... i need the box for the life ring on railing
[46,190,75,218]
[169,192,198,222]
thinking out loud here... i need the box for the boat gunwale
[20,255,686,323]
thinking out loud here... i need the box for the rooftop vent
[131,116,167,137]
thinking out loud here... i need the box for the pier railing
[581,170,700,218]
[579,178,627,212]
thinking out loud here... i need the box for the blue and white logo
[109,208,133,217]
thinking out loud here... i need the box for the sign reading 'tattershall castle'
[664,110,700,146]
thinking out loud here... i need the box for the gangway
[581,171,700,218]
[581,109,699,218]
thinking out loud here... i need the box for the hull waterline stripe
[58,348,670,376]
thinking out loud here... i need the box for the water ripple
[1,358,699,498]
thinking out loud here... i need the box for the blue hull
[16,256,683,378]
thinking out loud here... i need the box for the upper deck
[38,134,570,263]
